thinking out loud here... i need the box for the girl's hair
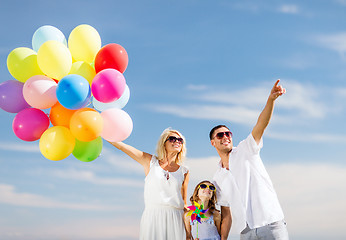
[155,127,187,165]
[190,180,217,213]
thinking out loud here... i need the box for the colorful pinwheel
[187,201,208,223]
[187,201,209,238]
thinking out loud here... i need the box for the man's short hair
[209,125,229,140]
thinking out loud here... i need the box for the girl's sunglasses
[214,131,232,139]
[199,183,216,191]
[167,136,184,144]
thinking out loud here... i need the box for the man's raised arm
[252,79,286,144]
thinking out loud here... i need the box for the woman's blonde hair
[155,128,186,165]
[190,180,218,213]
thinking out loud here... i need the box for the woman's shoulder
[179,164,189,175]
[149,155,159,166]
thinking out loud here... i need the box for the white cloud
[336,88,346,97]
[267,131,346,143]
[227,2,260,13]
[145,80,346,143]
[47,217,140,239]
[192,86,268,108]
[49,168,144,187]
[310,32,346,56]
[269,163,346,236]
[193,81,327,119]
[335,0,346,6]
[0,217,140,240]
[101,147,145,175]
[226,2,302,16]
[276,81,327,119]
[185,156,219,185]
[0,142,39,153]
[186,84,208,91]
[147,103,259,126]
[44,147,146,182]
[0,184,120,211]
[277,4,299,14]
[278,53,316,70]
[147,80,330,123]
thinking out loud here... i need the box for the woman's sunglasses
[167,136,184,144]
[199,183,216,191]
[214,131,232,139]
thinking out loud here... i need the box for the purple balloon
[0,80,30,113]
[12,108,50,141]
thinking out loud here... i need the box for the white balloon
[100,108,133,142]
[32,25,67,52]
[92,85,130,111]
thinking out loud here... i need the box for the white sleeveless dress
[140,155,188,240]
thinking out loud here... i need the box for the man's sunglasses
[214,131,232,139]
[199,183,216,191]
[167,136,184,144]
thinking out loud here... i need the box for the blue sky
[0,0,346,239]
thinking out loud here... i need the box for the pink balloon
[12,108,50,141]
[91,69,126,103]
[100,108,133,142]
[0,80,30,113]
[23,75,57,109]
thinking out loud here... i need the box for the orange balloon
[70,108,103,141]
[50,102,77,128]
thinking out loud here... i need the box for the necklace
[163,170,169,180]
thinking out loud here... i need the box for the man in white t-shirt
[211,80,289,240]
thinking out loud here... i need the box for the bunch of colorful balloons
[0,24,133,162]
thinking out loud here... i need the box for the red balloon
[94,43,128,73]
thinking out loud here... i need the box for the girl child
[185,180,221,240]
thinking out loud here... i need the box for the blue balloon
[92,85,130,111]
[56,74,91,110]
[32,25,67,52]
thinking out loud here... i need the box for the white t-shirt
[213,134,284,233]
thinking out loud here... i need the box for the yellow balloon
[68,24,101,63]
[7,47,44,82]
[39,126,75,161]
[37,40,72,80]
[69,61,96,84]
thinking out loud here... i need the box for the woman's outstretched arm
[108,141,152,175]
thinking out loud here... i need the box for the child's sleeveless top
[190,214,221,240]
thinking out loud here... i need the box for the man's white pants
[240,220,289,240]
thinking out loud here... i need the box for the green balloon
[73,136,103,162]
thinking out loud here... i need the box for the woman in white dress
[109,128,189,240]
